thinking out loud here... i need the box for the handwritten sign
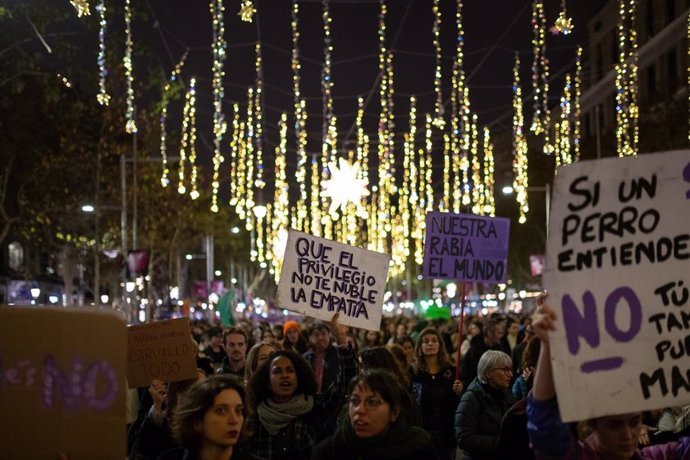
[127,317,198,388]
[544,150,690,422]
[276,229,391,331]
[422,211,510,283]
[0,306,126,459]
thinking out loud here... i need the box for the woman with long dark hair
[410,327,463,460]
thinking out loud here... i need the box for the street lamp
[501,183,551,230]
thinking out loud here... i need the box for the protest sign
[0,306,126,459]
[276,229,391,331]
[543,150,690,422]
[127,317,198,388]
[422,211,510,283]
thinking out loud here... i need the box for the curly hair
[170,375,247,448]
[248,349,317,407]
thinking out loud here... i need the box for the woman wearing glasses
[311,369,439,460]
[454,350,516,460]
[411,327,464,460]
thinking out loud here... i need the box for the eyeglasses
[492,366,513,374]
[348,395,385,410]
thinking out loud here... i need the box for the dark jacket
[302,345,339,393]
[217,356,245,379]
[310,417,440,460]
[157,447,264,460]
[454,378,514,460]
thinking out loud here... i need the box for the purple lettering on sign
[580,357,624,373]
[684,161,690,199]
[42,355,119,412]
[604,287,642,342]
[562,291,600,355]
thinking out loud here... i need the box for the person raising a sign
[528,300,690,459]
[245,312,357,459]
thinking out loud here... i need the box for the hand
[638,425,657,446]
[532,296,557,343]
[452,379,463,395]
[148,379,168,411]
[330,312,347,346]
[522,367,533,380]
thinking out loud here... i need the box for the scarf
[333,417,430,459]
[257,394,314,435]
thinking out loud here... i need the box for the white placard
[276,229,391,331]
[544,150,690,422]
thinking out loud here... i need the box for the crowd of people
[124,303,690,460]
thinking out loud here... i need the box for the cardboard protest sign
[276,229,391,331]
[127,317,198,388]
[422,211,510,283]
[0,306,126,460]
[544,150,690,422]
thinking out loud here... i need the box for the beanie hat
[283,320,300,335]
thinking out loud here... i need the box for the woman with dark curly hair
[157,375,262,460]
[245,313,357,460]
[311,369,439,460]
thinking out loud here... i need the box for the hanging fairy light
[244,87,256,223]
[555,74,573,167]
[431,0,445,128]
[210,0,227,212]
[552,0,574,35]
[254,42,265,189]
[482,127,495,216]
[70,0,90,17]
[573,46,582,161]
[229,103,240,206]
[530,0,548,137]
[178,77,197,195]
[441,134,451,211]
[95,0,109,106]
[310,154,322,237]
[615,0,639,157]
[270,113,290,279]
[470,114,482,214]
[400,97,416,267]
[320,0,337,239]
[292,0,309,232]
[124,0,137,134]
[451,0,465,213]
[238,0,256,22]
[512,54,529,224]
[160,51,188,187]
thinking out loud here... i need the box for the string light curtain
[554,74,573,167]
[615,0,639,156]
[124,0,137,134]
[451,0,467,213]
[178,77,197,196]
[95,0,109,106]
[210,0,228,213]
[270,114,290,280]
[432,0,445,128]
[512,55,529,224]
[530,0,552,156]
[291,0,309,233]
[482,126,495,216]
[321,0,336,239]
[254,42,266,190]
[573,46,582,161]
[160,51,188,187]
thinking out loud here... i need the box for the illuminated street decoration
[70,0,90,17]
[530,0,549,143]
[178,78,197,196]
[482,127,495,217]
[573,46,582,161]
[321,0,336,239]
[210,0,227,212]
[322,158,370,216]
[512,55,529,224]
[616,0,639,156]
[95,0,109,106]
[432,0,445,128]
[554,74,573,167]
[292,0,309,232]
[254,42,265,190]
[239,0,256,22]
[160,51,188,187]
[552,0,574,35]
[124,0,137,134]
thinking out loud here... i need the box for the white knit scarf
[257,394,315,435]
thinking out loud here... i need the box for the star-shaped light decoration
[70,0,90,17]
[551,1,573,35]
[321,158,370,217]
[239,0,256,22]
